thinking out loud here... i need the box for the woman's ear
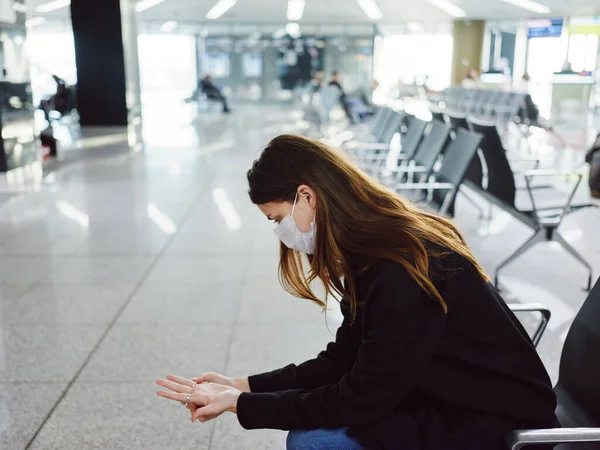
[297,184,317,210]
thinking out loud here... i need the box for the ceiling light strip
[35,0,71,13]
[135,0,166,13]
[502,0,550,14]
[426,0,467,18]
[206,0,237,20]
[356,0,382,20]
[287,0,305,21]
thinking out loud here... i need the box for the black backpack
[586,134,600,198]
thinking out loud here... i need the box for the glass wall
[138,34,197,103]
[137,22,375,103]
[374,25,453,94]
[23,19,76,107]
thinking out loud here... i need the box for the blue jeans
[286,427,364,450]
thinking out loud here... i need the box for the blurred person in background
[329,70,355,124]
[461,69,481,89]
[187,74,231,114]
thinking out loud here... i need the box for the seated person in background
[357,80,379,111]
[329,70,355,124]
[346,80,380,122]
[461,69,481,89]
[188,74,231,114]
[39,74,72,122]
[157,134,560,450]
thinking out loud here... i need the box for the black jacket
[237,253,558,449]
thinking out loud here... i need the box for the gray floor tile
[238,281,325,323]
[0,283,34,315]
[72,224,171,255]
[0,382,67,450]
[0,257,57,284]
[210,413,286,450]
[0,324,105,382]
[29,382,212,450]
[45,256,155,286]
[225,321,336,378]
[79,323,232,382]
[119,282,242,324]
[165,228,254,255]
[0,232,87,256]
[2,284,133,325]
[146,256,247,285]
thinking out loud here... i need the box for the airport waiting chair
[395,127,483,217]
[506,275,600,449]
[494,92,526,123]
[445,111,469,133]
[333,107,393,147]
[467,118,597,291]
[398,116,428,158]
[381,120,450,183]
[430,109,446,123]
[357,114,426,169]
[307,85,342,129]
[354,107,393,142]
[351,111,405,170]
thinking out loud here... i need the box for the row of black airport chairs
[345,106,600,449]
[352,107,596,291]
[431,87,536,125]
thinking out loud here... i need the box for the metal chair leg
[494,230,545,289]
[459,187,485,219]
[554,231,594,291]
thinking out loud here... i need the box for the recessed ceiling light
[357,0,382,20]
[135,0,166,13]
[502,0,550,14]
[35,0,71,13]
[287,0,305,21]
[206,0,237,20]
[286,22,301,38]
[160,20,178,32]
[426,0,466,18]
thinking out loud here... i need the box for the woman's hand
[156,374,242,423]
[193,372,250,393]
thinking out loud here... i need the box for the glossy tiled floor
[0,103,599,449]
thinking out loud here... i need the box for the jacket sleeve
[237,264,447,430]
[248,300,359,394]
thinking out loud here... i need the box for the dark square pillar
[70,0,128,126]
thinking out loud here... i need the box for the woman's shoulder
[367,249,475,283]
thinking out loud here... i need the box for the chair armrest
[388,165,427,174]
[352,142,390,150]
[506,428,600,450]
[508,157,540,170]
[523,170,583,226]
[524,169,583,178]
[395,182,454,190]
[507,303,551,347]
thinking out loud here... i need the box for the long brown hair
[247,134,488,315]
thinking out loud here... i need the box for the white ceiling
[23,0,600,23]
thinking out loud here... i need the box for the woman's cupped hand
[156,373,242,423]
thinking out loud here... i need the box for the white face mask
[274,193,316,254]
